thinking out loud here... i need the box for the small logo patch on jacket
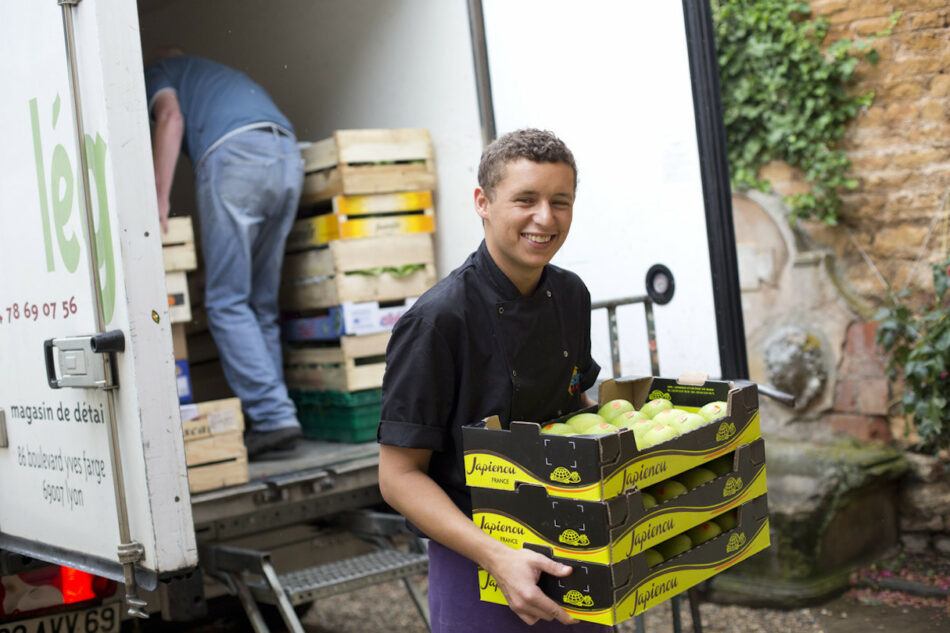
[568,365,580,395]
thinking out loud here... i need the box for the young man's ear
[474,187,490,220]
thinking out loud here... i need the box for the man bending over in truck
[145,49,304,459]
[378,129,611,632]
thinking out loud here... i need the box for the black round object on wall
[646,264,675,305]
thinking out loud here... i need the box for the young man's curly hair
[477,128,578,200]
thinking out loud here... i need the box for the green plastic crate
[290,389,381,443]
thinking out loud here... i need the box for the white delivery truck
[1,1,761,632]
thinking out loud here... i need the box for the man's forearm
[152,115,183,206]
[380,465,508,569]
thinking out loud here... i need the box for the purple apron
[427,540,616,633]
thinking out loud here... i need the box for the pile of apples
[540,397,729,450]
[637,453,736,565]
[643,505,738,568]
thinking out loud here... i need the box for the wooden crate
[166,271,192,323]
[284,332,389,392]
[282,234,435,310]
[300,129,436,204]
[180,398,248,493]
[162,216,198,272]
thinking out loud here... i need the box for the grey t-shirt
[145,55,294,164]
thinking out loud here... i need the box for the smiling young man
[378,129,608,632]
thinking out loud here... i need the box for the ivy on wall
[712,0,899,225]
[876,258,950,453]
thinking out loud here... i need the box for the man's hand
[486,546,577,626]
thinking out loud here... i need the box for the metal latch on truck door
[43,330,125,390]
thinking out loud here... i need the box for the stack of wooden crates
[280,129,439,442]
[163,217,249,493]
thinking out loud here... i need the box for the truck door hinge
[44,330,125,390]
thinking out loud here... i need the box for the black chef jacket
[378,240,601,523]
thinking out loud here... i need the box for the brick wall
[765,1,950,304]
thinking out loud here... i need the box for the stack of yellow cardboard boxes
[462,376,771,625]
[279,129,439,442]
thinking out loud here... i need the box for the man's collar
[474,240,549,301]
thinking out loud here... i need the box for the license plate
[0,602,120,633]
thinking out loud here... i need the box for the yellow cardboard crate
[463,376,761,501]
[286,210,434,249]
[330,191,433,217]
[300,129,436,203]
[180,398,248,493]
[281,234,436,310]
[478,495,770,625]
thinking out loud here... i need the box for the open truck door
[474,0,748,381]
[0,0,197,620]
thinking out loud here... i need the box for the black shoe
[245,426,303,460]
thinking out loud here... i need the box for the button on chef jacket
[378,240,601,526]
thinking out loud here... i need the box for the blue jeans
[195,127,304,431]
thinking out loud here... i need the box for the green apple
[686,521,722,545]
[540,422,573,435]
[639,423,678,449]
[657,534,692,559]
[648,479,688,503]
[652,408,689,430]
[597,399,635,422]
[677,467,717,491]
[698,401,728,422]
[640,398,673,419]
[706,454,734,476]
[625,416,655,439]
[641,492,657,510]
[566,412,607,433]
[616,410,648,427]
[580,421,619,435]
[644,549,664,568]
[713,509,738,532]
[676,412,707,434]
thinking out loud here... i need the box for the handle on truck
[43,338,60,389]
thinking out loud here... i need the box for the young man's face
[475,158,575,295]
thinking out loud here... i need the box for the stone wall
[764,0,950,306]
[899,453,950,554]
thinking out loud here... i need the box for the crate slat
[284,332,389,392]
[163,244,197,272]
[282,234,435,310]
[283,267,434,311]
[299,129,436,203]
[162,216,195,246]
[163,217,198,273]
[188,456,249,493]
[184,429,246,467]
[180,397,244,441]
